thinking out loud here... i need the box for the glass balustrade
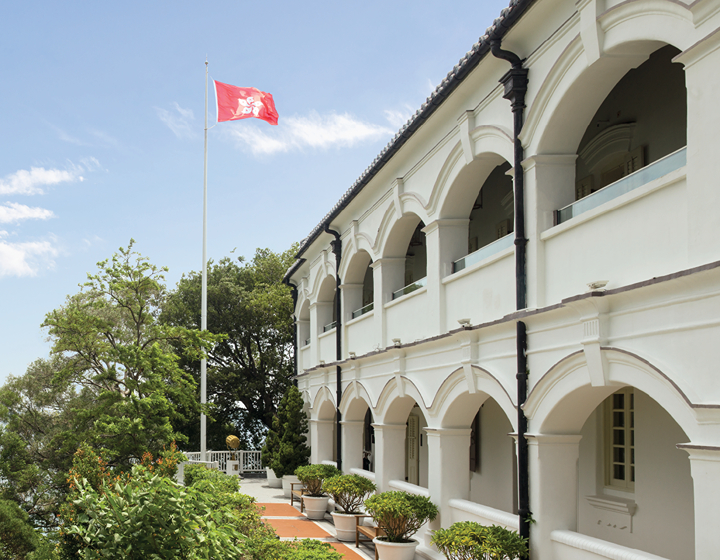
[556,147,687,225]
[453,233,514,273]
[391,277,427,300]
[323,321,337,333]
[352,302,374,319]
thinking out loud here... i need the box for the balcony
[391,277,427,300]
[322,321,337,333]
[555,147,687,225]
[351,302,374,319]
[453,233,514,273]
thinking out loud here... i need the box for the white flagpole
[201,59,208,463]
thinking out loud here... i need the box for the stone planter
[302,495,330,520]
[266,467,282,488]
[373,537,418,560]
[331,511,363,541]
[282,475,300,498]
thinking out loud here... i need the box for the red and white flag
[214,81,279,125]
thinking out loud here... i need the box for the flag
[214,81,279,125]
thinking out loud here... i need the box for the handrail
[323,321,337,333]
[391,277,427,300]
[303,337,311,346]
[352,302,374,319]
[453,233,514,273]
[556,147,687,225]
[448,498,519,529]
[388,479,430,497]
[349,468,376,482]
[551,530,670,560]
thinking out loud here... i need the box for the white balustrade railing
[182,450,263,473]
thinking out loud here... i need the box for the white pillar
[309,302,319,366]
[425,428,472,528]
[521,155,576,309]
[422,220,468,334]
[527,434,582,560]
[371,258,404,349]
[678,444,720,560]
[310,419,335,464]
[373,423,407,491]
[341,420,365,472]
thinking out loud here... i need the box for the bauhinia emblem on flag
[214,81,279,125]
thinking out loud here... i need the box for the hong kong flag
[214,81,279,125]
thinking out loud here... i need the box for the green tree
[0,498,39,559]
[262,385,310,478]
[162,246,296,450]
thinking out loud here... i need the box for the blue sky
[0,0,511,384]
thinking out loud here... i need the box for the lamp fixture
[458,318,471,328]
[392,338,402,347]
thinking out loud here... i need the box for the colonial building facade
[283,0,720,558]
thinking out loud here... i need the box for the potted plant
[364,491,438,560]
[322,474,377,541]
[295,464,341,519]
[262,386,310,496]
[431,521,528,560]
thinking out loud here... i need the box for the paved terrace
[239,475,373,560]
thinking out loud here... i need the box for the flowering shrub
[322,474,376,514]
[294,464,340,497]
[364,491,438,543]
[430,522,528,560]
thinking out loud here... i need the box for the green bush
[184,464,239,494]
[262,386,310,478]
[364,491,438,543]
[62,464,246,559]
[431,522,528,560]
[294,464,340,497]
[322,474,376,514]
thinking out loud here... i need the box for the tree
[262,385,310,478]
[41,241,220,465]
[0,498,39,559]
[162,246,297,450]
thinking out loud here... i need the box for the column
[341,420,365,472]
[521,155,576,309]
[678,444,720,560]
[425,428,472,528]
[310,419,335,464]
[309,302,319,366]
[371,258,404,349]
[372,423,407,491]
[340,282,362,358]
[422,219,468,334]
[527,434,582,560]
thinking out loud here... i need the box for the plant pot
[373,537,418,560]
[266,467,282,488]
[282,475,300,498]
[331,511,362,541]
[302,495,330,520]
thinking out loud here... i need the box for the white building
[282,0,720,558]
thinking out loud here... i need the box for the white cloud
[0,166,84,196]
[228,111,393,156]
[0,203,54,224]
[0,238,58,277]
[156,103,196,139]
[384,105,415,129]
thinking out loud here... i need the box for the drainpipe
[490,39,531,551]
[324,226,343,472]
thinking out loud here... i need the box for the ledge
[443,244,514,285]
[346,309,374,327]
[448,498,519,530]
[384,286,427,310]
[586,495,636,516]
[551,530,670,560]
[388,479,430,497]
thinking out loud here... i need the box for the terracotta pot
[373,537,418,560]
[302,495,330,519]
[266,467,282,488]
[331,511,362,541]
[282,475,300,498]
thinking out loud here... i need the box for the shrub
[184,463,239,494]
[262,386,310,478]
[294,464,340,497]
[322,474,376,514]
[0,498,39,558]
[431,522,528,560]
[364,491,438,543]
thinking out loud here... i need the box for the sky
[0,0,511,385]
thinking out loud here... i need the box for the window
[605,388,634,490]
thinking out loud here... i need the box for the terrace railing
[184,450,263,473]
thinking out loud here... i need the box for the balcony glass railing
[351,302,374,319]
[556,147,687,225]
[453,233,514,273]
[303,337,310,347]
[391,277,427,300]
[322,321,337,333]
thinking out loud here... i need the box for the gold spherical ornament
[226,435,241,450]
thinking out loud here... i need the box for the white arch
[524,348,707,440]
[311,385,337,421]
[339,380,374,422]
[373,375,430,425]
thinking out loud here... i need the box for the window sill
[586,495,636,516]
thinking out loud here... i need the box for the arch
[524,3,693,155]
[297,296,310,321]
[339,380,373,422]
[524,348,701,440]
[311,385,337,421]
[316,274,336,303]
[431,367,517,430]
[342,249,373,284]
[380,212,425,259]
[373,375,429,425]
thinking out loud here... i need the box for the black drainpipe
[490,39,530,551]
[324,226,343,472]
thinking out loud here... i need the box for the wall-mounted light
[587,280,609,291]
[319,360,325,366]
[392,338,402,347]
[458,318,471,328]
[349,352,357,359]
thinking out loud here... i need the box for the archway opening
[344,250,374,319]
[404,403,429,487]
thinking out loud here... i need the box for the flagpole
[200,59,208,463]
